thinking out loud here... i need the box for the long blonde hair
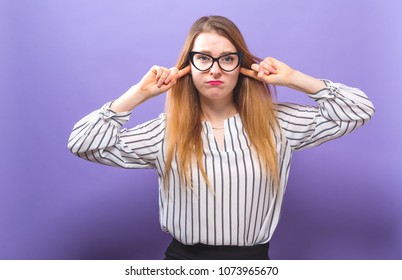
[165,15,279,188]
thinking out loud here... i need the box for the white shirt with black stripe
[68,80,375,246]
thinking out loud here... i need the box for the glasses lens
[218,53,240,71]
[190,52,241,72]
[191,53,213,71]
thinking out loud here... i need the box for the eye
[221,55,235,63]
[196,54,212,62]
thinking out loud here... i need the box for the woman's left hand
[240,57,296,87]
[241,57,326,93]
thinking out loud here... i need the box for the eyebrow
[194,50,237,55]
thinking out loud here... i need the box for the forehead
[192,32,236,54]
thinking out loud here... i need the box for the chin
[207,92,233,101]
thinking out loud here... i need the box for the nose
[209,60,222,76]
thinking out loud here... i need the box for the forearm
[110,65,188,113]
[110,85,149,113]
[278,81,374,151]
[287,70,326,94]
[243,58,327,94]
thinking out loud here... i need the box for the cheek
[228,73,240,88]
[190,72,203,90]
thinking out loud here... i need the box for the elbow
[67,142,89,161]
[67,136,82,155]
[368,107,375,121]
[355,87,375,121]
[67,142,79,155]
[365,100,375,121]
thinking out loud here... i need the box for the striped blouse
[68,80,375,246]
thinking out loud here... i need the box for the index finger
[240,67,261,80]
[178,65,191,78]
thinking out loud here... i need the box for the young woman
[68,15,375,259]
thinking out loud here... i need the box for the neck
[200,97,237,126]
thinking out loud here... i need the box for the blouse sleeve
[67,102,165,169]
[276,80,375,151]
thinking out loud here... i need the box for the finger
[251,63,259,72]
[255,63,266,79]
[152,65,162,80]
[268,57,277,66]
[250,63,265,78]
[157,68,171,88]
[260,61,270,75]
[164,67,178,84]
[152,66,165,88]
[240,67,262,81]
[260,60,277,74]
[178,65,191,78]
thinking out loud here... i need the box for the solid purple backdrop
[1,0,401,259]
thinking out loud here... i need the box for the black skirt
[164,238,270,260]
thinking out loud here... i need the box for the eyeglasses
[188,51,243,72]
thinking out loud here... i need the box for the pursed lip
[207,80,223,86]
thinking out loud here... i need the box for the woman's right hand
[110,65,190,112]
[137,65,191,98]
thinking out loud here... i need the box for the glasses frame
[188,51,243,72]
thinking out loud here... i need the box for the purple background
[1,0,401,259]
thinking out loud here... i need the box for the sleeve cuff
[309,79,340,101]
[99,101,131,126]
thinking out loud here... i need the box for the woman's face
[190,32,240,104]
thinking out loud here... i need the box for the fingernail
[251,64,259,71]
